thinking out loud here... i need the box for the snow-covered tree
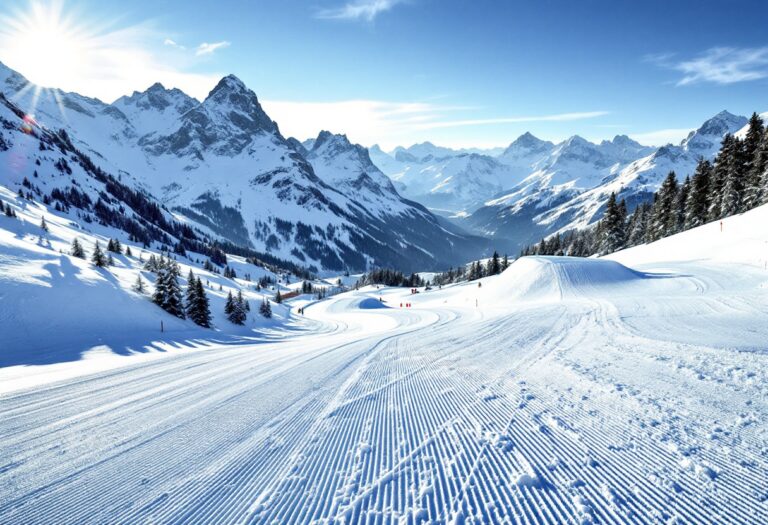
[153,259,185,319]
[133,274,146,294]
[71,238,86,259]
[599,192,626,254]
[259,298,272,318]
[649,172,678,241]
[186,274,212,328]
[720,137,747,216]
[486,251,501,276]
[226,290,247,325]
[685,159,712,229]
[92,241,107,267]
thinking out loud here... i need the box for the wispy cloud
[262,99,607,148]
[317,0,405,21]
[163,38,185,50]
[414,111,609,130]
[649,47,768,86]
[195,41,230,56]
[629,128,693,147]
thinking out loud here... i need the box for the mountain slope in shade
[0,61,490,273]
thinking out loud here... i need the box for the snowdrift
[356,297,389,309]
[488,256,645,303]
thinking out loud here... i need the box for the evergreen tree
[144,254,160,272]
[71,238,86,259]
[709,134,734,220]
[40,216,49,232]
[153,259,185,318]
[185,270,198,317]
[685,159,712,229]
[720,137,747,216]
[107,253,114,267]
[599,192,626,254]
[133,274,146,294]
[502,254,510,271]
[227,290,247,325]
[749,126,768,206]
[675,176,690,232]
[650,172,678,240]
[627,202,650,247]
[224,291,235,317]
[187,277,212,328]
[125,245,133,257]
[259,298,272,318]
[107,238,122,253]
[92,241,107,267]
[486,251,501,275]
[275,289,283,304]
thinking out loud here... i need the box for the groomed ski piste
[2,203,768,524]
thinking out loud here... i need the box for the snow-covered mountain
[461,112,747,251]
[369,146,525,216]
[0,61,489,273]
[369,132,652,219]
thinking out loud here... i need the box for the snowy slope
[2,203,767,523]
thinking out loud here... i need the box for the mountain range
[0,58,753,269]
[371,112,749,252]
[0,62,490,273]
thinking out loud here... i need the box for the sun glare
[2,1,92,91]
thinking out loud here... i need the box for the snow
[2,200,768,523]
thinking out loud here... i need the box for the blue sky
[1,0,766,149]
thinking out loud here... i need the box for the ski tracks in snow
[2,276,768,524]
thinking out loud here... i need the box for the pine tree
[125,245,133,257]
[237,290,248,318]
[627,202,650,247]
[685,159,712,229]
[502,254,510,271]
[259,298,272,318]
[92,241,107,267]
[650,172,678,241]
[187,277,212,328]
[599,192,626,254]
[675,176,690,232]
[133,274,146,294]
[144,254,160,272]
[153,259,185,318]
[709,134,733,220]
[720,137,747,216]
[185,270,199,318]
[748,126,768,206]
[275,290,282,304]
[40,216,49,232]
[225,291,235,317]
[227,290,247,325]
[107,238,122,253]
[486,251,501,275]
[71,238,86,259]
[107,253,114,267]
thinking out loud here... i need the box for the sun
[0,1,93,91]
